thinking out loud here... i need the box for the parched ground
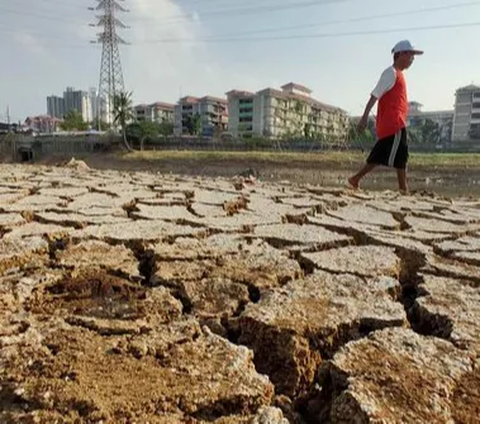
[0,160,479,423]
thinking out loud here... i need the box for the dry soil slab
[326,204,400,229]
[0,236,50,275]
[300,245,401,278]
[308,327,476,424]
[55,240,140,279]
[252,223,352,250]
[237,271,406,397]
[410,274,480,355]
[0,324,274,423]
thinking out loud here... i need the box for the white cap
[391,40,424,55]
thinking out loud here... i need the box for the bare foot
[347,177,359,190]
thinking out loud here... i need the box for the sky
[1,0,480,122]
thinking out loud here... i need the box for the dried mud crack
[0,163,479,423]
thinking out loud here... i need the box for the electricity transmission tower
[90,0,129,125]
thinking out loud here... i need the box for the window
[471,113,480,120]
[457,94,472,103]
[456,105,471,114]
[239,116,253,123]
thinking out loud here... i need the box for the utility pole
[89,0,129,126]
[6,105,10,132]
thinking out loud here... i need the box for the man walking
[348,40,423,193]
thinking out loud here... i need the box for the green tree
[183,115,193,135]
[304,123,312,139]
[158,120,174,141]
[113,91,135,151]
[421,119,441,144]
[60,110,88,131]
[348,119,374,151]
[192,113,202,136]
[183,113,203,136]
[126,120,161,150]
[92,118,111,131]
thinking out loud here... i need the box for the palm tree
[192,113,202,136]
[113,91,135,151]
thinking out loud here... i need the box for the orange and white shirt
[371,66,409,140]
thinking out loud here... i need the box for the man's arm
[357,96,377,133]
[357,67,396,133]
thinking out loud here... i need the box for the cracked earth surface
[0,162,479,423]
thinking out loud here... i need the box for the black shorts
[367,128,409,169]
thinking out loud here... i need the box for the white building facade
[452,84,480,142]
[227,83,348,140]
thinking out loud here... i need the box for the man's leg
[395,129,409,194]
[348,163,376,189]
[396,168,408,193]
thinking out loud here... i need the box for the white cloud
[120,0,207,103]
[118,0,261,104]
[11,30,46,55]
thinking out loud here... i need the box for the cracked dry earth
[0,163,479,424]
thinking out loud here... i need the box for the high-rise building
[452,84,480,142]
[89,88,100,123]
[63,87,86,117]
[47,96,66,119]
[47,87,100,124]
[227,83,348,140]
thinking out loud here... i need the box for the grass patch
[123,150,364,165]
[121,150,480,169]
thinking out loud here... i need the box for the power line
[0,5,84,25]
[186,1,480,40]
[13,0,88,12]
[133,21,480,44]
[2,2,480,49]
[128,0,352,24]
[2,20,480,48]
[0,0,345,29]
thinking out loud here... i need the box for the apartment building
[227,83,348,140]
[226,90,255,138]
[174,96,228,136]
[452,84,480,141]
[407,102,454,143]
[134,102,175,123]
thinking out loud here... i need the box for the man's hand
[357,115,368,134]
[357,96,377,134]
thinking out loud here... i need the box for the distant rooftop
[178,95,227,104]
[256,86,345,113]
[456,84,480,92]
[281,82,313,94]
[226,90,255,98]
